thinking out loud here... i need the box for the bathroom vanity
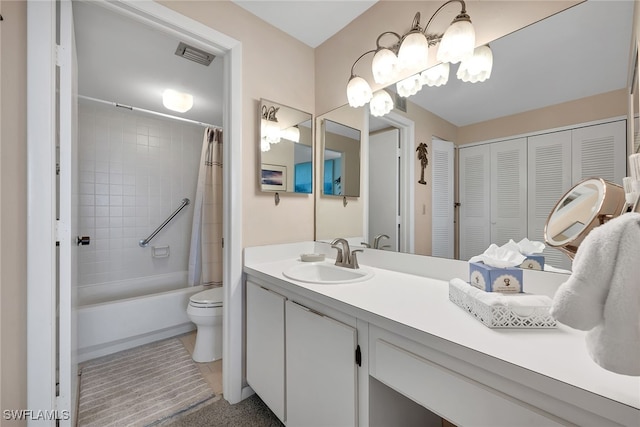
[244,242,640,427]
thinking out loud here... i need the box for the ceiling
[231,0,379,48]
[74,0,634,130]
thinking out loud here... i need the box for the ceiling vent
[174,42,215,66]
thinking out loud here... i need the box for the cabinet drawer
[373,339,563,427]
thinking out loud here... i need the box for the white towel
[450,278,552,308]
[550,212,640,376]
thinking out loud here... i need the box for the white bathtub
[77,273,204,362]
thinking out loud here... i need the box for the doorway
[367,111,415,253]
[27,1,244,422]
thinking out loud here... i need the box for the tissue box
[519,255,545,271]
[469,262,523,293]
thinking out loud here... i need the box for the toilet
[186,287,223,363]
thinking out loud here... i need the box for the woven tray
[449,282,557,329]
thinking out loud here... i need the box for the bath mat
[78,338,215,427]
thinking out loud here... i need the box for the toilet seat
[189,288,223,309]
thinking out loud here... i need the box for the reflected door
[369,129,400,251]
[432,139,454,258]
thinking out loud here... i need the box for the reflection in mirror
[315,1,633,274]
[259,99,312,193]
[321,119,361,197]
[545,178,626,260]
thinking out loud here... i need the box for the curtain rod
[78,95,222,130]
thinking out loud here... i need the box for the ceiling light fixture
[162,89,193,113]
[346,0,493,116]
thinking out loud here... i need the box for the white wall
[77,99,202,287]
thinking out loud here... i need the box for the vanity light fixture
[162,89,193,113]
[346,0,493,115]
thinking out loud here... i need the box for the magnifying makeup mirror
[544,177,626,259]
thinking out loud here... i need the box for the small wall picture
[261,164,287,191]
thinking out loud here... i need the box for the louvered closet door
[459,145,491,260]
[490,138,528,246]
[528,131,573,271]
[572,120,626,185]
[432,139,454,258]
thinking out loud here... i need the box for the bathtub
[77,273,204,362]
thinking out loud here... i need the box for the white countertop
[244,243,640,415]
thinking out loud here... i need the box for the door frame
[366,111,415,253]
[27,0,245,418]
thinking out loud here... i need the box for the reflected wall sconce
[261,105,301,152]
[346,0,493,116]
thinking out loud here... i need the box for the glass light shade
[457,45,493,83]
[162,89,194,113]
[396,74,423,98]
[436,19,475,64]
[260,139,271,152]
[261,119,281,144]
[420,62,450,87]
[397,32,429,72]
[346,76,373,107]
[371,48,399,85]
[369,90,394,117]
[280,126,300,143]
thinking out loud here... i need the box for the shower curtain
[188,127,223,287]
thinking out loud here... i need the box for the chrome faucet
[330,238,363,269]
[373,234,390,249]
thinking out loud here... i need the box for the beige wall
[160,0,316,248]
[458,89,628,145]
[0,0,28,423]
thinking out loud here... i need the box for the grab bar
[139,198,190,247]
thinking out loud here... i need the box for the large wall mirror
[259,99,313,194]
[315,1,634,272]
[321,119,361,197]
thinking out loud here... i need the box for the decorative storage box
[519,255,545,271]
[449,280,557,329]
[469,261,523,293]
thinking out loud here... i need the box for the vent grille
[174,42,215,66]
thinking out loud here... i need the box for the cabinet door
[246,281,286,423]
[572,120,626,185]
[459,145,491,260]
[490,138,528,246]
[527,131,573,271]
[286,300,357,427]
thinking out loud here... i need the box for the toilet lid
[189,287,224,306]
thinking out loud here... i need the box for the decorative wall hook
[416,142,429,185]
[343,196,348,207]
[274,192,280,206]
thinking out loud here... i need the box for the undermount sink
[283,262,374,285]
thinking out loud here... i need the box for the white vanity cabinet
[246,281,286,422]
[286,300,357,426]
[245,278,359,426]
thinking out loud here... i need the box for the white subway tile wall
[77,99,203,286]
